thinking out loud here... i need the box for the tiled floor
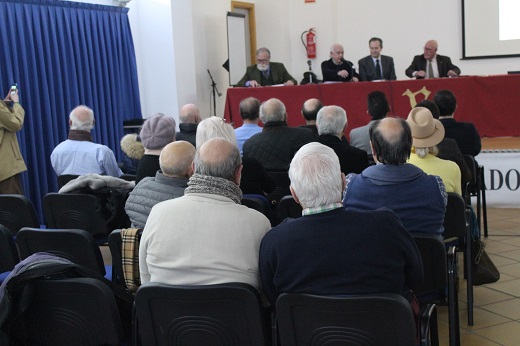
[436,207,520,345]
[100,206,520,345]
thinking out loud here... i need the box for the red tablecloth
[224,75,520,138]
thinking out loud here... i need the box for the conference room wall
[67,0,520,123]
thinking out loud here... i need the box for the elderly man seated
[343,117,447,237]
[259,142,423,309]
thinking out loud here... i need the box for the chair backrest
[443,192,467,241]
[463,155,479,194]
[9,277,123,346]
[241,194,272,222]
[43,192,108,237]
[0,224,19,273]
[16,228,106,276]
[57,174,80,190]
[276,293,416,346]
[135,282,268,346]
[108,229,124,287]
[412,234,448,296]
[266,170,290,206]
[0,195,40,237]
[278,195,303,221]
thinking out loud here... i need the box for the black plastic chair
[0,224,19,283]
[9,277,123,346]
[413,234,459,346]
[242,194,272,223]
[16,228,111,280]
[57,174,80,190]
[464,154,488,237]
[277,195,303,221]
[134,282,269,346]
[443,192,474,327]
[0,194,40,237]
[276,292,434,346]
[43,192,110,243]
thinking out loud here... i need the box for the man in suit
[405,40,460,79]
[0,86,27,194]
[316,105,369,175]
[434,89,481,156]
[236,47,297,87]
[175,103,200,147]
[321,43,360,82]
[358,37,396,81]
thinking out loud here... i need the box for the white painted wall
[66,0,520,122]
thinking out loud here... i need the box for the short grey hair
[414,146,439,158]
[196,116,237,148]
[69,105,94,131]
[316,105,347,136]
[289,142,343,208]
[194,138,241,182]
[259,98,286,124]
[256,47,271,57]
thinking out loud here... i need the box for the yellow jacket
[0,101,27,181]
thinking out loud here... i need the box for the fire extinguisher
[301,28,316,59]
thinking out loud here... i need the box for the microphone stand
[207,69,222,117]
[307,60,313,84]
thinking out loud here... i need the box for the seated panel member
[358,37,396,81]
[321,43,360,82]
[405,40,460,79]
[259,142,423,308]
[236,47,297,87]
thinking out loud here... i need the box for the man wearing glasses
[237,47,297,87]
[405,40,460,79]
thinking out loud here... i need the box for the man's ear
[290,186,302,207]
[369,140,378,163]
[234,164,243,185]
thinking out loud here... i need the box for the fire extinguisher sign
[305,0,316,3]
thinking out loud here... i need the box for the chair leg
[481,166,488,237]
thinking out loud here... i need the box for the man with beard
[237,47,297,87]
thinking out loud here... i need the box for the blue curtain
[0,0,142,222]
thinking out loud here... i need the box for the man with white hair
[50,105,122,177]
[259,142,423,307]
[125,141,195,228]
[175,103,201,147]
[140,138,271,288]
[243,98,315,171]
[316,105,369,174]
[236,47,297,87]
[321,43,360,82]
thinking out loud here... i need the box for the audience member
[135,113,176,184]
[406,107,462,195]
[316,105,369,174]
[321,43,360,82]
[125,141,195,228]
[243,98,315,171]
[0,86,27,194]
[349,91,389,164]
[405,40,460,79]
[259,142,423,307]
[234,97,262,155]
[237,47,297,87]
[120,133,144,175]
[197,116,275,196]
[51,105,122,178]
[343,117,447,237]
[139,138,271,288]
[415,100,472,185]
[434,89,481,156]
[358,37,397,81]
[299,98,322,136]
[176,103,200,147]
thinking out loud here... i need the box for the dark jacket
[175,123,197,147]
[440,118,481,156]
[317,134,369,174]
[358,55,397,81]
[236,62,297,87]
[437,137,472,185]
[321,58,360,82]
[135,154,160,185]
[243,121,315,171]
[405,54,461,79]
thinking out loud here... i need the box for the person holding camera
[0,84,27,194]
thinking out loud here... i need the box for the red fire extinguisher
[301,28,316,59]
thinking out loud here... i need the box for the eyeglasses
[424,47,436,51]
[257,59,269,63]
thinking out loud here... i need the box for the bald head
[159,141,195,178]
[301,98,323,124]
[179,103,201,124]
[369,117,412,165]
[259,98,286,124]
[69,105,94,131]
[195,138,242,183]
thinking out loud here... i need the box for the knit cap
[140,113,176,149]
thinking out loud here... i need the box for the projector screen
[462,0,520,59]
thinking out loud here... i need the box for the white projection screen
[463,0,520,59]
[226,12,247,85]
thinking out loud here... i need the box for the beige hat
[406,107,445,148]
